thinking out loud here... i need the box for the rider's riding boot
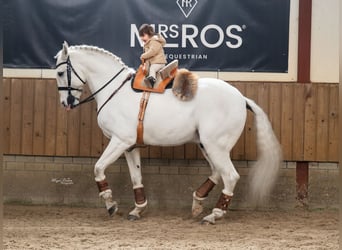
[144,76,156,88]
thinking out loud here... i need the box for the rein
[97,73,133,115]
[56,56,130,110]
[75,67,126,109]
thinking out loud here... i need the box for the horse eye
[58,71,64,77]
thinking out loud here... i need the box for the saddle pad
[131,75,174,93]
[131,65,176,93]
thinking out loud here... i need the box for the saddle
[132,60,178,93]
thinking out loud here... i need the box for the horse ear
[62,41,69,57]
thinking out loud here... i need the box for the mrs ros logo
[176,0,198,18]
[130,0,245,49]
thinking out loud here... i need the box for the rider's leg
[145,64,165,87]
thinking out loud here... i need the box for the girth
[136,91,151,145]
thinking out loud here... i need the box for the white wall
[311,0,339,83]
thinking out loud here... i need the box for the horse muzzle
[62,95,78,111]
[67,95,76,107]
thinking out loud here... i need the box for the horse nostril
[67,95,75,106]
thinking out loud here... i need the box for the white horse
[55,42,282,224]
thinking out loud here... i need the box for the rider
[139,24,167,88]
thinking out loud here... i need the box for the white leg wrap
[133,184,144,189]
[202,208,226,224]
[192,191,207,217]
[105,200,118,211]
[99,189,118,211]
[193,191,207,201]
[99,189,112,199]
[135,200,148,208]
[129,200,148,219]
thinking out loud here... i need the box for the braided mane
[69,45,128,68]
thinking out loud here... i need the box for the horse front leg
[94,137,129,216]
[124,148,147,221]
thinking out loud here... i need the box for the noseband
[56,56,130,111]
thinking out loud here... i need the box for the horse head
[55,41,87,110]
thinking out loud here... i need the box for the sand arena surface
[3,205,338,249]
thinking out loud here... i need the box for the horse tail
[244,97,282,207]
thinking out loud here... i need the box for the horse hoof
[201,214,215,225]
[108,205,118,217]
[127,214,140,221]
[200,219,214,225]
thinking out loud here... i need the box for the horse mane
[68,45,128,68]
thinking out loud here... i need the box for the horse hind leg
[124,148,148,221]
[192,177,218,217]
[200,148,240,224]
[192,143,220,217]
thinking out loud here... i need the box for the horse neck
[79,52,133,106]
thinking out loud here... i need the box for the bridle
[56,56,85,107]
[56,56,132,112]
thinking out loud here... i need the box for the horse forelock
[54,50,62,60]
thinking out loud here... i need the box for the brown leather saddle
[132,60,178,93]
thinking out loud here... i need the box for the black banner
[4,0,290,72]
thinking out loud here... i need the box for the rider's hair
[139,24,155,37]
